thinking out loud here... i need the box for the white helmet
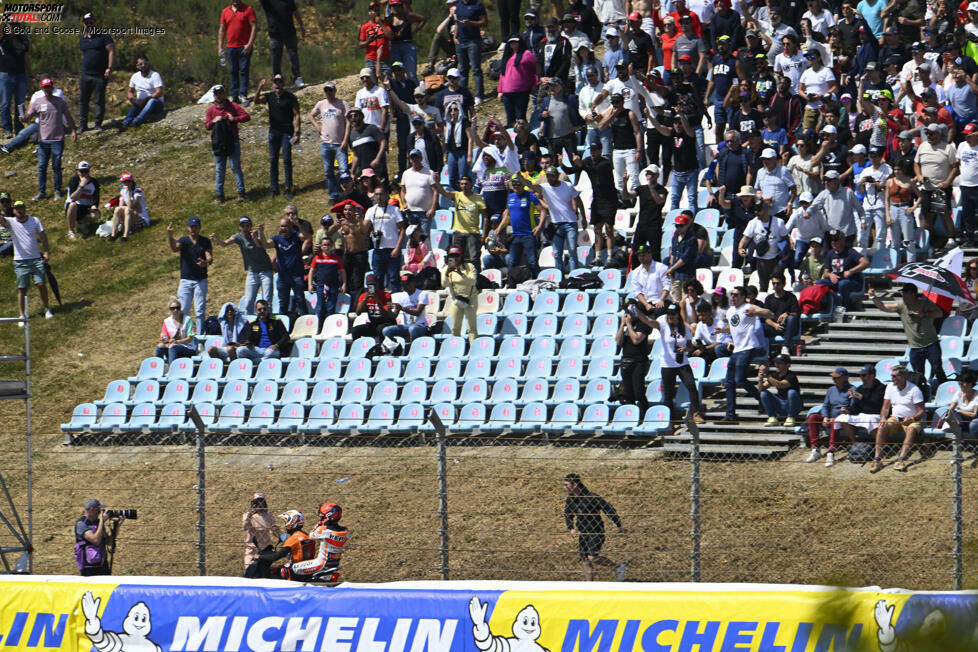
[279,509,304,531]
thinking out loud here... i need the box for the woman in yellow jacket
[442,246,479,344]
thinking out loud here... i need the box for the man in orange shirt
[360,2,393,79]
[218,0,258,105]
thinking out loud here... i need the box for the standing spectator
[959,124,978,245]
[650,303,706,424]
[739,199,789,292]
[365,183,406,292]
[239,300,292,360]
[806,367,853,463]
[264,215,310,315]
[833,363,886,464]
[530,167,585,274]
[78,12,114,131]
[167,217,213,329]
[616,303,653,413]
[260,0,305,88]
[334,200,371,296]
[347,107,388,179]
[442,247,478,343]
[820,229,869,311]
[754,148,795,218]
[762,273,800,346]
[454,0,488,103]
[107,173,149,243]
[0,78,62,156]
[579,67,610,157]
[869,284,946,385]
[219,0,258,105]
[3,199,52,321]
[386,62,417,176]
[798,49,837,130]
[786,135,821,202]
[568,144,616,265]
[497,35,538,127]
[872,364,925,473]
[382,271,430,342]
[630,245,671,316]
[308,237,347,331]
[721,286,772,422]
[540,78,584,171]
[359,3,392,78]
[309,82,350,204]
[666,212,698,302]
[855,146,891,252]
[121,55,164,130]
[388,0,426,83]
[210,217,273,315]
[915,122,960,245]
[64,161,100,242]
[254,75,300,199]
[424,0,458,75]
[785,192,824,275]
[25,77,76,202]
[598,92,643,199]
[433,176,487,269]
[624,166,666,255]
[808,170,862,245]
[885,160,919,262]
[758,354,802,426]
[441,102,473,191]
[536,18,573,98]
[0,22,29,137]
[401,151,438,236]
[155,298,197,364]
[355,69,390,134]
[519,9,545,52]
[205,85,250,204]
[706,36,739,142]
[242,493,280,576]
[496,175,546,275]
[437,69,476,119]
[652,111,699,214]
[563,473,627,582]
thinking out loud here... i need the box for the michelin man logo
[81,591,162,652]
[469,596,550,652]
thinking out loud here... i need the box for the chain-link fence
[11,410,969,590]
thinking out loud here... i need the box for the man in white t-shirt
[382,271,430,341]
[722,285,774,421]
[355,69,390,132]
[400,151,437,235]
[365,184,406,291]
[531,167,586,274]
[628,245,670,316]
[958,123,978,244]
[872,364,925,473]
[855,146,891,251]
[121,56,164,129]
[798,49,837,129]
[773,34,808,94]
[309,81,351,203]
[4,200,53,322]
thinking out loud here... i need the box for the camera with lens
[674,342,684,365]
[104,509,138,520]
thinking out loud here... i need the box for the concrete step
[820,331,907,343]
[661,443,789,456]
[793,354,903,365]
[827,321,905,331]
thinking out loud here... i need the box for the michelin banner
[0,577,976,651]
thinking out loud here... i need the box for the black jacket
[852,379,886,415]
[244,317,292,355]
[564,488,621,534]
[536,36,573,82]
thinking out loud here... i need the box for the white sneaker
[474,97,482,107]
[614,562,626,581]
[294,76,305,88]
[825,452,835,467]
[44,308,54,319]
[947,238,958,248]
[17,314,24,328]
[805,448,821,463]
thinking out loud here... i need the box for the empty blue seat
[190,380,219,403]
[403,358,431,381]
[220,380,249,404]
[193,358,224,382]
[349,337,375,359]
[409,336,436,357]
[605,404,641,435]
[865,248,899,276]
[439,336,466,358]
[167,357,194,380]
[314,358,342,380]
[531,291,560,315]
[525,356,553,378]
[688,356,707,380]
[587,336,615,358]
[941,315,968,338]
[240,403,275,433]
[592,291,619,314]
[271,403,304,433]
[122,403,156,432]
[494,355,522,380]
[498,336,525,359]
[698,357,729,392]
[551,378,581,402]
[310,380,338,404]
[561,292,590,315]
[129,357,164,383]
[459,379,488,404]
[511,402,547,433]
[518,378,549,404]
[369,380,400,404]
[500,315,528,336]
[695,208,720,229]
[182,402,216,430]
[360,403,396,434]
[470,335,496,359]
[528,336,556,359]
[213,403,246,430]
[559,336,586,358]
[555,358,583,379]
[131,380,160,404]
[373,357,402,382]
[299,403,334,433]
[590,315,618,337]
[158,380,189,406]
[484,402,518,435]
[927,381,958,410]
[98,380,130,405]
[225,358,254,381]
[345,357,372,381]
[280,379,308,404]
[431,379,458,403]
[571,403,610,433]
[646,378,664,404]
[389,403,425,434]
[319,337,346,359]
[537,268,563,284]
[456,402,486,430]
[248,380,279,405]
[434,357,462,379]
[941,337,966,360]
[543,402,579,434]
[583,378,611,402]
[500,291,530,315]
[560,315,588,336]
[333,404,365,431]
[926,358,962,381]
[599,269,622,289]
[490,379,519,402]
[476,314,497,336]
[284,358,313,381]
[339,380,369,403]
[62,403,98,432]
[292,337,318,359]
[422,402,455,432]
[400,380,428,404]
[152,403,185,432]
[529,315,558,336]
[635,405,671,436]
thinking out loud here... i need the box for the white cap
[821,124,838,134]
[799,191,814,203]
[77,160,90,170]
[605,27,619,37]
[760,148,778,159]
[851,144,867,154]
[645,164,660,175]
[446,67,461,78]
[359,67,375,79]
[969,1,978,10]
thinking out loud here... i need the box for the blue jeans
[888,204,916,262]
[267,129,293,190]
[507,234,539,274]
[178,278,208,329]
[793,240,810,271]
[586,126,612,158]
[404,210,430,238]
[122,98,165,127]
[237,345,281,361]
[214,140,245,197]
[36,140,64,195]
[372,248,402,292]
[446,150,469,191]
[315,283,340,331]
[552,222,579,274]
[670,169,698,213]
[693,125,706,170]
[382,322,428,341]
[226,46,251,99]
[909,341,945,384]
[455,40,483,98]
[501,91,529,127]
[320,142,349,201]
[0,71,27,133]
[243,269,274,315]
[277,272,309,315]
[3,121,36,152]
[836,278,861,309]
[155,342,197,364]
[390,41,419,82]
[764,316,799,343]
[760,389,802,418]
[724,347,763,418]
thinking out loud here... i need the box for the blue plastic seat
[284,358,313,381]
[240,403,275,433]
[555,357,584,379]
[271,403,304,433]
[537,268,563,284]
[248,380,279,406]
[194,358,224,381]
[559,336,586,359]
[528,336,556,359]
[339,380,369,403]
[349,337,376,359]
[434,209,453,231]
[358,402,395,434]
[190,380,219,403]
[551,378,581,402]
[588,336,616,358]
[292,337,318,359]
[344,357,372,381]
[599,269,622,289]
[62,403,98,432]
[498,336,525,359]
[434,357,462,379]
[490,379,519,402]
[456,402,486,431]
[635,405,671,436]
[409,336,437,357]
[400,380,428,404]
[941,315,968,338]
[181,402,215,431]
[122,403,156,432]
[336,292,352,315]
[865,248,899,276]
[500,315,528,336]
[605,404,641,435]
[688,356,707,380]
[927,381,958,410]
[560,315,588,336]
[585,356,614,378]
[517,378,549,405]
[475,314,497,336]
[314,358,342,380]
[310,380,338,404]
[319,337,347,359]
[128,357,164,383]
[422,402,455,432]
[333,403,366,432]
[698,357,730,391]
[592,291,619,315]
[219,380,249,404]
[499,291,530,315]
[213,403,246,430]
[389,403,425,434]
[511,402,547,433]
[459,379,488,404]
[373,357,402,382]
[158,380,189,406]
[543,402,579,434]
[430,379,457,403]
[299,403,334,433]
[470,335,496,359]
[590,314,618,337]
[167,357,194,380]
[97,380,130,406]
[494,355,522,380]
[529,314,558,336]
[282,379,309,404]
[695,208,720,229]
[225,358,254,382]
[484,402,518,435]
[439,336,467,358]
[561,292,590,315]
[525,356,553,378]
[152,403,186,432]
[403,358,431,381]
[571,403,610,433]
[531,291,560,315]
[369,380,400,404]
[941,337,966,360]
[926,358,962,382]
[646,378,664,404]
[583,378,612,402]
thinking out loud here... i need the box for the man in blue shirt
[806,367,853,465]
[454,0,488,103]
[665,211,698,301]
[263,213,310,315]
[495,175,546,274]
[704,36,737,142]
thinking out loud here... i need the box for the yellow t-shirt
[453,191,486,235]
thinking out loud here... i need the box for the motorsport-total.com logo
[1,3,65,23]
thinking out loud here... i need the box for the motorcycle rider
[289,503,348,582]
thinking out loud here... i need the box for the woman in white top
[738,198,789,292]
[649,303,705,424]
[945,371,978,436]
[154,296,197,364]
[108,173,149,242]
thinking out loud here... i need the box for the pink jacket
[497,50,539,94]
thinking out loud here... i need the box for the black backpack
[848,442,874,463]
[203,316,222,335]
[476,274,499,290]
[506,264,533,288]
[417,266,441,290]
[210,118,235,157]
[561,271,603,290]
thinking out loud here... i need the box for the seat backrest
[250,380,279,404]
[190,380,219,403]
[315,358,342,380]
[707,357,729,380]
[194,358,223,380]
[600,268,622,289]
[225,358,254,381]
[870,247,898,270]
[128,402,156,427]
[102,380,130,403]
[644,405,671,430]
[397,403,425,427]
[579,403,608,425]
[612,404,641,425]
[284,358,313,380]
[291,314,319,339]
[490,379,518,402]
[469,336,495,359]
[157,403,185,427]
[589,335,617,358]
[137,357,164,379]
[500,315,528,335]
[590,314,618,337]
[495,355,522,378]
[560,315,588,336]
[217,402,246,426]
[940,315,967,338]
[464,357,492,379]
[335,403,365,427]
[161,380,189,403]
[551,402,579,424]
[502,291,530,313]
[254,358,282,380]
[460,379,488,402]
[345,357,372,381]
[532,291,560,314]
[688,356,707,379]
[562,291,589,314]
[593,291,619,315]
[478,290,500,314]
[194,402,216,425]
[431,379,457,402]
[520,378,548,403]
[586,356,614,378]
[584,378,611,402]
[221,380,249,403]
[934,381,958,407]
[521,402,547,425]
[374,356,401,381]
[555,357,583,379]
[528,336,556,359]
[307,403,335,427]
[168,357,194,380]
[439,336,466,358]
[717,267,744,292]
[248,403,275,425]
[552,378,581,401]
[275,403,304,428]
[941,336,965,358]
[498,336,525,359]
[409,336,436,357]
[280,380,307,403]
[310,380,338,403]
[339,380,368,403]
[371,380,399,403]
[321,314,349,338]
[489,402,518,424]
[429,402,455,426]
[403,358,431,380]
[560,336,586,359]
[529,314,557,336]
[481,269,502,286]
[457,402,486,426]
[434,357,462,379]
[293,337,317,359]
[476,314,497,336]
[366,403,395,425]
[319,337,347,359]
[400,380,428,403]
[526,357,553,378]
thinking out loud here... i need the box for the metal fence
[5,410,974,590]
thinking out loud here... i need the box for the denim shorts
[14,257,45,289]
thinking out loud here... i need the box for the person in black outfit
[566,0,601,42]
[535,18,573,91]
[563,473,626,582]
[78,12,115,131]
[616,302,652,413]
[566,143,618,265]
[254,74,300,198]
[624,166,666,257]
[761,273,800,347]
[757,354,802,426]
[351,273,397,342]
[387,62,418,176]
[260,0,305,86]
[835,363,887,445]
[520,9,546,50]
[74,498,122,576]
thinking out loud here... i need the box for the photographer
[648,303,706,426]
[74,499,123,576]
[616,301,653,416]
[758,354,802,427]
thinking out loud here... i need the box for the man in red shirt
[204,85,251,203]
[359,2,393,79]
[655,0,702,37]
[218,0,257,105]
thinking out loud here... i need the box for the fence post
[428,409,450,580]
[188,406,207,576]
[686,408,701,582]
[948,411,963,590]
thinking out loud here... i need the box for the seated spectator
[798,236,824,287]
[833,363,886,464]
[806,367,852,464]
[207,302,249,361]
[630,245,671,317]
[237,300,292,361]
[351,273,396,342]
[382,271,430,342]
[482,215,510,271]
[402,225,434,275]
[308,237,347,332]
[820,229,868,312]
[107,173,149,243]
[442,247,478,344]
[762,274,800,346]
[156,297,197,364]
[869,284,946,386]
[679,279,704,328]
[121,55,165,129]
[943,371,978,436]
[758,353,802,427]
[872,364,925,473]
[65,161,100,241]
[689,301,725,362]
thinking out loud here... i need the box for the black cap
[828,228,845,240]
[859,363,876,375]
[774,354,791,363]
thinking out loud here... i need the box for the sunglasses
[169,306,181,310]
[285,211,298,215]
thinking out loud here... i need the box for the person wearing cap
[762,271,800,343]
[496,175,546,275]
[726,85,764,148]
[598,29,624,81]
[808,167,863,245]
[798,235,826,282]
[665,210,699,300]
[497,35,539,128]
[529,167,586,274]
[648,301,707,424]
[835,0,870,50]
[621,165,667,255]
[830,363,886,464]
[383,61,419,176]
[121,54,164,130]
[24,77,76,202]
[705,35,738,140]
[870,283,946,385]
[806,367,855,464]
[798,46,838,129]
[167,217,213,329]
[253,74,300,199]
[720,285,773,422]
[519,9,545,51]
[347,107,388,180]
[454,0,489,103]
[355,68,390,134]
[559,11,592,55]
[381,271,431,343]
[872,363,925,472]
[0,77,63,155]
[757,354,802,427]
[4,199,53,322]
[210,217,273,315]
[75,498,121,576]
[597,91,643,199]
[218,0,257,105]
[442,246,479,344]
[739,197,789,291]
[534,18,573,98]
[818,227,869,311]
[672,15,709,76]
[108,173,149,243]
[404,112,444,174]
[785,190,825,269]
[77,12,114,131]
[64,161,100,241]
[359,3,393,79]
[539,76,585,168]
[658,0,703,38]
[309,83,351,204]
[854,145,892,252]
[242,492,281,575]
[754,146,795,218]
[957,124,978,244]
[657,16,681,81]
[205,85,250,204]
[307,235,347,331]
[914,119,960,245]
